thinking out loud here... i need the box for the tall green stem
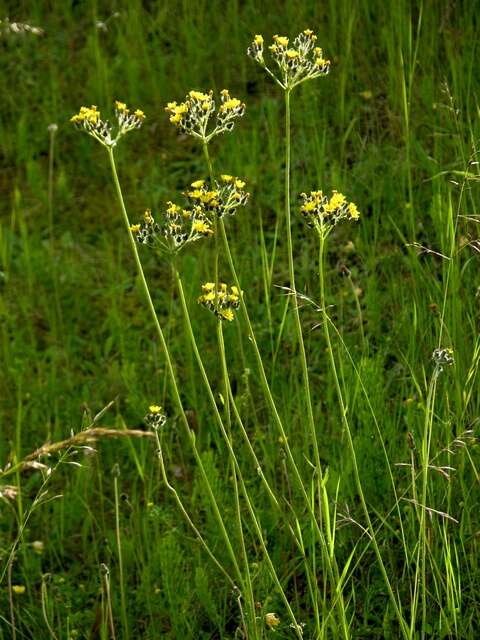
[175,269,301,637]
[107,148,244,591]
[113,468,128,640]
[284,89,348,640]
[318,230,409,639]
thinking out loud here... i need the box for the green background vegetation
[0,1,479,638]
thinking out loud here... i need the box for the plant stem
[107,147,244,591]
[284,88,348,640]
[113,470,129,640]
[318,230,409,639]
[175,269,300,637]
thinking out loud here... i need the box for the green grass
[1,1,480,638]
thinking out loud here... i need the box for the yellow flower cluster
[186,175,249,218]
[130,209,160,245]
[165,89,245,142]
[144,404,166,430]
[247,29,330,90]
[71,101,145,147]
[70,105,100,125]
[300,190,360,228]
[114,100,145,133]
[198,282,241,322]
[164,200,214,249]
[130,200,213,254]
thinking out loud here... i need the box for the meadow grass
[0,1,479,638]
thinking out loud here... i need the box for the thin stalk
[217,321,257,639]
[220,218,335,564]
[284,89,348,637]
[175,269,301,635]
[284,90,326,532]
[153,428,235,588]
[100,565,116,640]
[417,375,437,639]
[41,576,59,640]
[113,470,128,640]
[47,124,64,343]
[318,230,409,639]
[106,148,244,591]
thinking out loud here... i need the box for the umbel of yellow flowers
[70,101,145,147]
[128,176,250,255]
[248,29,330,90]
[198,282,241,322]
[300,190,360,229]
[165,89,245,142]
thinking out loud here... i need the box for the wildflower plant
[247,30,330,90]
[165,90,245,143]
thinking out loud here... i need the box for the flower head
[248,29,330,90]
[12,585,26,595]
[165,89,245,142]
[198,282,242,321]
[186,174,249,218]
[71,101,145,147]
[130,196,213,254]
[265,612,280,629]
[300,190,360,230]
[432,347,454,374]
[144,404,167,430]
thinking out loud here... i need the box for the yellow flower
[202,282,215,291]
[219,308,234,321]
[12,585,26,595]
[129,224,141,233]
[149,405,162,414]
[315,56,330,68]
[234,178,246,189]
[327,191,346,211]
[254,34,263,45]
[167,202,181,214]
[265,612,280,628]
[220,98,242,112]
[189,90,211,101]
[134,109,145,120]
[221,174,233,182]
[286,49,300,59]
[191,179,205,189]
[347,202,360,220]
[273,35,289,47]
[115,101,128,112]
[70,105,100,124]
[192,220,213,234]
